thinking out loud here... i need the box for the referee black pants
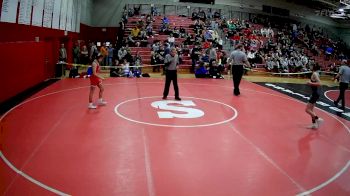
[336,82,349,109]
[163,70,179,98]
[232,65,244,95]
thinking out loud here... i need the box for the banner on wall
[43,0,54,28]
[59,0,67,30]
[0,0,19,23]
[65,0,72,31]
[1,0,80,32]
[18,0,32,25]
[71,0,77,32]
[32,0,45,26]
[52,0,61,29]
[76,0,81,32]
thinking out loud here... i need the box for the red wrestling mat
[324,90,350,109]
[1,78,350,195]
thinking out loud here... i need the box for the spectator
[59,43,67,62]
[100,43,108,66]
[168,34,175,47]
[89,42,98,61]
[80,45,89,65]
[122,59,132,77]
[72,43,80,64]
[195,62,209,78]
[108,44,114,66]
[209,61,224,79]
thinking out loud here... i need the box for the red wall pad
[0,42,46,103]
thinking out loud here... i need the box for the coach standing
[334,59,350,111]
[163,48,181,100]
[229,44,250,96]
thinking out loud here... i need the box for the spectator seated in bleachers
[179,26,186,37]
[118,47,127,61]
[209,61,224,79]
[131,26,140,38]
[122,59,132,77]
[183,33,194,46]
[139,28,147,40]
[201,53,210,63]
[151,51,162,72]
[213,11,221,19]
[110,59,121,77]
[247,50,256,65]
[127,35,140,47]
[204,30,213,41]
[133,52,142,67]
[327,62,339,73]
[145,14,154,25]
[151,5,158,16]
[160,23,171,34]
[133,5,141,15]
[128,8,134,17]
[198,10,206,21]
[152,40,161,51]
[133,68,142,78]
[172,27,180,38]
[193,19,204,30]
[164,43,171,56]
[168,34,175,47]
[325,45,333,60]
[192,11,199,20]
[195,62,209,78]
[162,16,169,25]
[146,24,153,37]
[202,40,211,49]
[132,53,142,78]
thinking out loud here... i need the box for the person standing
[72,43,80,64]
[59,43,67,62]
[80,45,89,65]
[108,44,114,66]
[228,44,250,96]
[100,43,108,66]
[88,54,107,109]
[334,59,350,111]
[163,48,181,100]
[90,42,98,61]
[191,45,200,73]
[305,64,323,129]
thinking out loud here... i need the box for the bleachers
[124,15,197,73]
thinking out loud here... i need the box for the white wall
[338,28,350,46]
[216,0,338,26]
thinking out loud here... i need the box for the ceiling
[286,0,350,21]
[287,0,338,9]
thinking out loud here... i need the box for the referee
[163,48,181,100]
[334,59,350,111]
[229,44,250,96]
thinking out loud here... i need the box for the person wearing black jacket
[191,45,200,73]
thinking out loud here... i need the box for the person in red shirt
[202,40,211,49]
[88,54,107,109]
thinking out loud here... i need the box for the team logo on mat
[114,96,237,127]
[151,100,205,119]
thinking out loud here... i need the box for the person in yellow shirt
[100,43,108,66]
[131,27,140,38]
